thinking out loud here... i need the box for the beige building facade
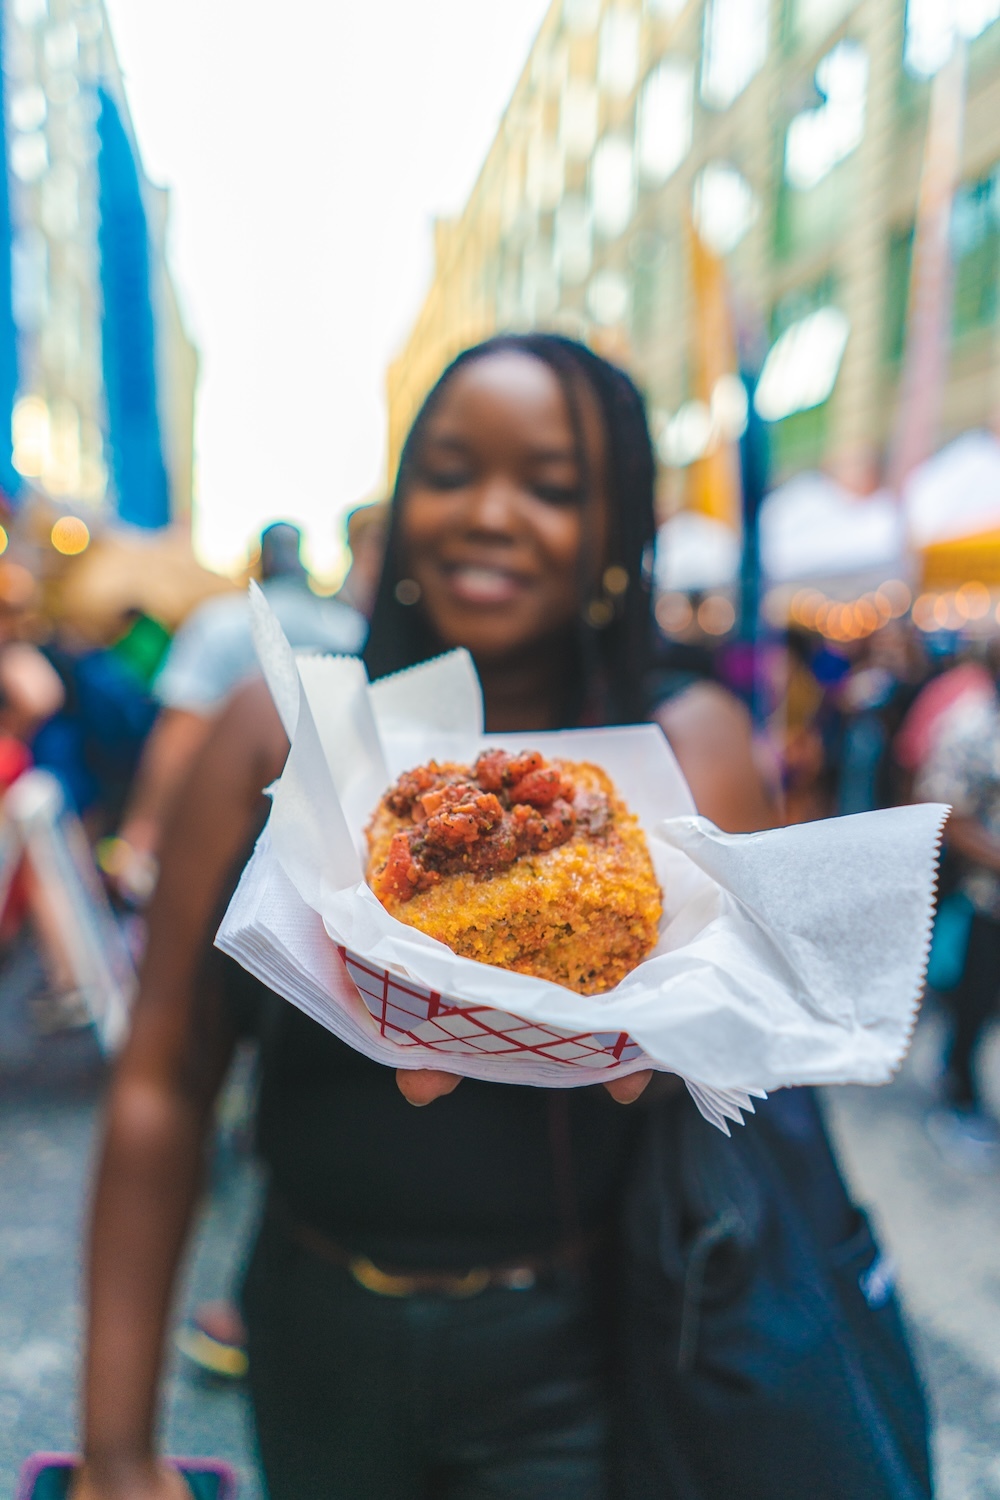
[387,0,1000,514]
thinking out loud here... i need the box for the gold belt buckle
[348,1255,492,1299]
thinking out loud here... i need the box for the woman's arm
[76,683,287,1500]
[655,681,779,834]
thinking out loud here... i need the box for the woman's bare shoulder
[654,679,755,750]
[653,681,778,833]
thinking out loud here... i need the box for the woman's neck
[477,638,576,733]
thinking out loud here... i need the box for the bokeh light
[51,515,90,556]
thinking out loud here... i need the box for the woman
[76,335,778,1500]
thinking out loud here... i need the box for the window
[591,135,636,238]
[9,84,46,132]
[560,80,599,160]
[563,0,601,35]
[904,0,1000,79]
[11,229,48,331]
[785,41,868,192]
[521,241,559,322]
[952,167,1000,335]
[884,226,914,363]
[587,268,631,325]
[630,231,675,348]
[599,10,641,96]
[755,305,850,422]
[637,59,693,183]
[10,132,48,183]
[13,0,47,24]
[701,0,768,110]
[789,0,854,47]
[525,137,565,213]
[555,196,594,284]
[692,162,757,255]
[43,21,77,70]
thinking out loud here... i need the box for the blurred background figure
[917,668,1000,1163]
[832,622,927,816]
[334,501,390,619]
[111,521,369,905]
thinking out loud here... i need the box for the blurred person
[767,628,834,824]
[835,622,926,816]
[113,522,366,904]
[34,617,161,837]
[335,499,390,618]
[75,337,924,1500]
[0,568,86,1023]
[918,670,1000,1160]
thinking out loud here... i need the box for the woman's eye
[533,483,584,507]
[422,469,472,491]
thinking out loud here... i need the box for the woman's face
[398,351,609,664]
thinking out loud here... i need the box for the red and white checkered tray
[339,945,647,1069]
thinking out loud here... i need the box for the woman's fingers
[396,1068,462,1106]
[603,1069,654,1105]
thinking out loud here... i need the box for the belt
[288,1218,597,1300]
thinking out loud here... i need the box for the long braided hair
[363,333,657,727]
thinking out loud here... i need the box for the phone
[17,1455,239,1500]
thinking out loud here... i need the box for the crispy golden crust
[366,760,662,995]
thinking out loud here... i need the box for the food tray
[340,945,647,1067]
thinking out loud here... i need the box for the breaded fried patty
[366,750,662,995]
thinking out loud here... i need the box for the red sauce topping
[373,750,596,902]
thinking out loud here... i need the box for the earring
[584,565,629,629]
[395,579,421,606]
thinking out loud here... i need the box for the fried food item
[366,750,662,995]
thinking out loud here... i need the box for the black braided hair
[363,333,656,727]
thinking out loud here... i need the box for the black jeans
[241,1206,610,1500]
[945,910,1000,1108]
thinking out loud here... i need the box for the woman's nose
[460,476,521,537]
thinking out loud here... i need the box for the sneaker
[925,1105,1000,1173]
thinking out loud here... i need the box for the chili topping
[373,750,609,903]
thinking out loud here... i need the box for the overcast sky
[102,0,550,577]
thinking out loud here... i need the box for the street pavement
[1,1006,999,1498]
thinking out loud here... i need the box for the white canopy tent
[654,511,741,593]
[904,429,1000,548]
[760,472,907,595]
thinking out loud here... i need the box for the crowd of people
[1,332,997,1496]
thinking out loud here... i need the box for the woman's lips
[444,565,527,605]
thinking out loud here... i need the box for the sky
[102,0,551,579]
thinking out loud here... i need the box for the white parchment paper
[216,588,948,1129]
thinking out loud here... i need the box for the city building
[386,0,1000,520]
[0,0,197,528]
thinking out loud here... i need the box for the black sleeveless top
[220,816,636,1272]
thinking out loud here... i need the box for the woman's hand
[396,1068,654,1105]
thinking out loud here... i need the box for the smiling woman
[76,333,786,1500]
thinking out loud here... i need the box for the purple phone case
[16,1454,239,1500]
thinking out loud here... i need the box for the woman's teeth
[449,566,522,603]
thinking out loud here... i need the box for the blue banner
[97,86,170,529]
[0,0,24,505]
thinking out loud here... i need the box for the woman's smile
[442,560,531,606]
